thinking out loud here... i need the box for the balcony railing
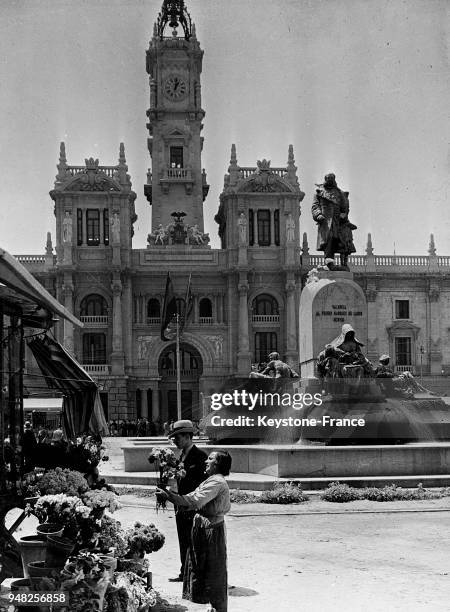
[147,317,161,325]
[80,315,109,326]
[164,369,198,377]
[239,167,287,179]
[394,365,415,374]
[199,317,213,325]
[252,315,280,324]
[161,168,193,181]
[307,254,440,269]
[82,364,110,375]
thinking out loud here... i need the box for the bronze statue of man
[311,173,356,270]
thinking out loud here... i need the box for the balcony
[80,315,109,327]
[146,317,161,325]
[394,365,415,374]
[252,315,280,324]
[82,364,110,375]
[159,167,194,195]
[163,369,198,378]
[199,317,213,325]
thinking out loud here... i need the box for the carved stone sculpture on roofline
[147,211,210,247]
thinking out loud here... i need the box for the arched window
[80,294,108,317]
[147,298,161,320]
[252,294,279,316]
[158,343,203,377]
[199,298,212,318]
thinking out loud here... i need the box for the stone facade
[17,2,450,421]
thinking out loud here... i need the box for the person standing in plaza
[167,420,207,582]
[157,449,232,612]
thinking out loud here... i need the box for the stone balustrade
[66,165,116,178]
[239,167,287,179]
[252,314,280,324]
[307,254,446,270]
[79,315,109,326]
[82,364,110,374]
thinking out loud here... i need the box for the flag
[161,273,178,341]
[180,273,193,336]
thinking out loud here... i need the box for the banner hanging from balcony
[27,334,108,438]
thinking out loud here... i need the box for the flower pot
[45,535,75,568]
[27,560,61,578]
[10,578,32,591]
[17,535,47,578]
[36,523,64,539]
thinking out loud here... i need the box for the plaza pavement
[98,437,450,611]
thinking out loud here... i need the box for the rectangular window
[77,209,83,246]
[254,332,278,364]
[257,210,271,246]
[274,209,280,246]
[82,333,106,364]
[86,210,100,246]
[249,209,254,246]
[170,146,184,168]
[103,209,109,245]
[395,299,410,319]
[395,337,411,366]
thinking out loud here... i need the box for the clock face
[164,74,188,101]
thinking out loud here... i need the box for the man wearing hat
[168,419,207,582]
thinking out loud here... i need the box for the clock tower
[145,0,209,235]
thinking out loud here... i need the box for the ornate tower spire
[228,144,239,186]
[56,142,68,184]
[45,232,53,255]
[155,0,193,40]
[302,232,309,255]
[366,232,374,256]
[428,233,436,256]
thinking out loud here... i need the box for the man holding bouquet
[168,419,207,582]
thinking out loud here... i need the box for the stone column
[237,275,251,374]
[122,277,133,373]
[429,285,441,374]
[111,275,125,375]
[270,210,275,246]
[254,212,259,246]
[285,277,297,366]
[62,278,74,355]
[152,385,160,420]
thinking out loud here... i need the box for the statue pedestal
[299,271,368,377]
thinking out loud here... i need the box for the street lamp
[419,345,425,383]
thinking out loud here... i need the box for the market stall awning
[23,397,63,412]
[0,247,82,328]
[28,335,108,437]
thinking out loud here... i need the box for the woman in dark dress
[157,450,232,612]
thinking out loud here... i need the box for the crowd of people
[106,417,202,438]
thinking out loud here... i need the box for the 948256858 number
[7,592,67,606]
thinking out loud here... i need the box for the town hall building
[18,0,450,422]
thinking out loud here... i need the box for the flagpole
[176,313,181,420]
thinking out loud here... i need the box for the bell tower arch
[145,0,209,234]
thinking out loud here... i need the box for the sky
[0,0,448,256]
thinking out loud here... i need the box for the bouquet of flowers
[25,467,89,497]
[69,435,109,471]
[124,522,165,558]
[147,447,185,511]
[83,489,121,515]
[114,571,157,612]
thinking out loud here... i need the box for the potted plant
[82,489,121,520]
[61,551,110,611]
[118,522,164,577]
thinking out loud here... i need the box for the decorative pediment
[386,320,420,339]
[237,165,294,193]
[61,162,121,192]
